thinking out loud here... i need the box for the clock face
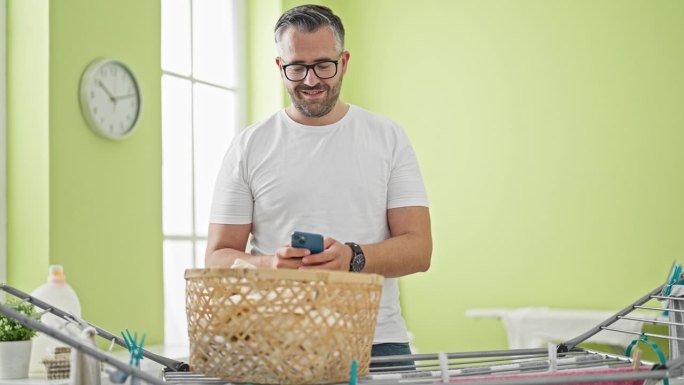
[80,59,141,140]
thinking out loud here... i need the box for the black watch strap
[345,242,366,272]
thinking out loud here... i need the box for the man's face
[276,27,349,118]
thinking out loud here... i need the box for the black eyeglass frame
[280,56,343,82]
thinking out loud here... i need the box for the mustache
[295,84,328,92]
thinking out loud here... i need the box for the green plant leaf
[0,298,38,342]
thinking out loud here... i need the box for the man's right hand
[271,244,310,269]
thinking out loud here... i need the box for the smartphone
[291,231,324,254]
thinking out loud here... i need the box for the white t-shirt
[210,104,429,343]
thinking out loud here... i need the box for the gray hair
[274,4,345,54]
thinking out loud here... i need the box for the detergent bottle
[28,265,82,373]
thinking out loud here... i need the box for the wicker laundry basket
[185,268,384,385]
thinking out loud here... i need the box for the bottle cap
[48,264,66,282]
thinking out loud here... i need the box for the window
[161,0,245,345]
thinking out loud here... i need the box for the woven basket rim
[185,267,384,285]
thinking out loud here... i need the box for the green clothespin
[121,329,146,368]
[349,359,358,385]
[625,332,668,385]
[665,262,683,296]
[663,262,684,317]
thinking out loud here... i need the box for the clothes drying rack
[2,263,684,385]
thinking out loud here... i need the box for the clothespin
[631,346,641,371]
[547,343,557,372]
[121,329,146,368]
[662,262,683,317]
[664,262,684,296]
[106,337,129,384]
[107,369,128,384]
[349,359,358,385]
[120,329,146,385]
[438,352,449,383]
[625,333,669,385]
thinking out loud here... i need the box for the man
[205,4,432,361]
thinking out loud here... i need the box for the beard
[287,78,343,118]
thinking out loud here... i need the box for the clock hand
[114,93,137,101]
[97,81,116,102]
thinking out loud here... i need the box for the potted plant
[0,298,38,379]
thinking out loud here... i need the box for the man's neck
[285,102,350,126]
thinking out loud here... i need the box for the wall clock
[79,59,142,140]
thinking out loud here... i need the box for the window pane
[162,75,193,236]
[195,240,207,268]
[192,0,237,87]
[161,0,191,75]
[163,240,193,346]
[193,83,237,236]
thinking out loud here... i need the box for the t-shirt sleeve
[209,138,254,224]
[387,127,429,209]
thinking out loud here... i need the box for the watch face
[80,59,142,140]
[346,242,366,272]
[351,252,365,272]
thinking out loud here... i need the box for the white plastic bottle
[28,265,82,373]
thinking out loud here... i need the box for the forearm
[205,247,272,268]
[360,231,432,278]
[205,223,273,268]
[359,206,432,278]
[299,206,432,277]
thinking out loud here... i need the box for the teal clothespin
[665,262,683,296]
[121,329,146,368]
[625,332,668,385]
[349,359,358,385]
[663,262,684,317]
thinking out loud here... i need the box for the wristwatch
[345,242,366,272]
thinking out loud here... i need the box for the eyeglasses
[281,57,342,82]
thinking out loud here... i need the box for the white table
[466,307,664,349]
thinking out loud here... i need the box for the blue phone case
[291,231,324,254]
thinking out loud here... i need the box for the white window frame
[161,0,246,345]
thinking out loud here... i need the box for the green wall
[342,0,684,353]
[246,0,283,124]
[7,0,163,345]
[6,0,50,289]
[268,0,684,353]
